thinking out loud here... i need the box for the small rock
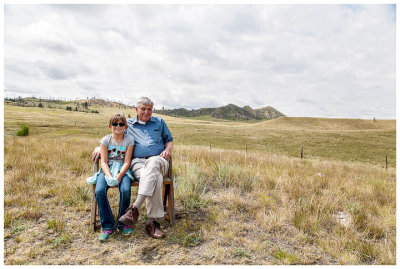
[333,211,352,228]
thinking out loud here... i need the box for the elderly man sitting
[93,97,173,239]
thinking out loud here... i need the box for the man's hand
[160,141,173,160]
[91,146,101,162]
[160,148,171,160]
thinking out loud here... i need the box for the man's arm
[160,141,173,160]
[91,146,101,162]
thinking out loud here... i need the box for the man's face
[136,103,153,122]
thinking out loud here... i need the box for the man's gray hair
[136,97,154,107]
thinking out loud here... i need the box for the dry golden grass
[3,104,396,265]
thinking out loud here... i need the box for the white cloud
[4,4,396,118]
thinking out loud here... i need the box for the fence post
[246,142,248,154]
[301,146,303,159]
[386,155,388,170]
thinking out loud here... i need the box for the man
[92,97,173,239]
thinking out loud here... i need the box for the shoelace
[123,226,130,230]
[104,230,113,235]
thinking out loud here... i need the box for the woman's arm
[100,144,112,178]
[116,145,134,183]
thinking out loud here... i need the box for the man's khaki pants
[130,156,169,219]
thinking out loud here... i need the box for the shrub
[38,103,43,108]
[4,212,12,228]
[76,186,90,202]
[233,248,251,258]
[183,231,203,247]
[51,233,71,248]
[10,224,26,235]
[17,124,29,136]
[271,247,298,264]
[46,219,65,232]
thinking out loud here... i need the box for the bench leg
[168,182,175,225]
[163,184,169,212]
[90,184,97,232]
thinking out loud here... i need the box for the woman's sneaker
[121,225,133,235]
[99,230,113,242]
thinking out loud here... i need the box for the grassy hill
[164,114,395,168]
[3,103,396,265]
[154,104,285,121]
[4,97,133,114]
[253,117,395,130]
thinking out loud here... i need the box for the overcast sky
[4,4,396,118]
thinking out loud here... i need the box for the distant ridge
[3,97,133,113]
[4,97,285,121]
[155,104,285,121]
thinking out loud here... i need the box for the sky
[3,4,396,119]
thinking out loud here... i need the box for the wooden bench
[89,158,175,232]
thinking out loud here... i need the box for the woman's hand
[117,173,123,184]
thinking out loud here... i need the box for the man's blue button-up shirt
[126,116,173,158]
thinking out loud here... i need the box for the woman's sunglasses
[110,122,126,127]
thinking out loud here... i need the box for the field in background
[4,104,396,167]
[3,104,396,265]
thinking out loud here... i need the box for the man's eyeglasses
[110,122,126,127]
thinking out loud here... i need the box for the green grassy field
[168,116,395,167]
[3,104,396,265]
[4,104,396,167]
